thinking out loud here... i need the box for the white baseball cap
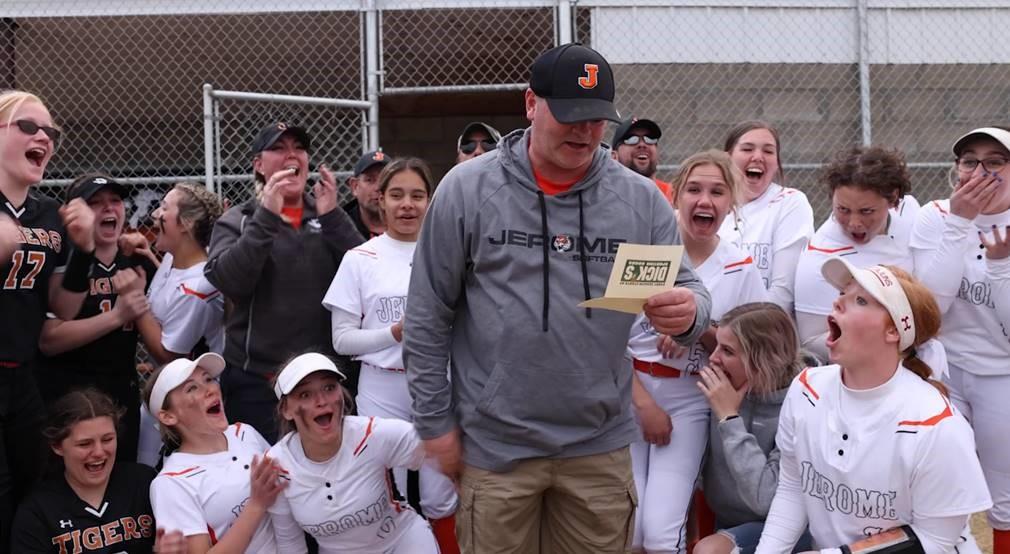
[952,126,1010,157]
[273,353,347,399]
[147,352,226,414]
[821,258,916,351]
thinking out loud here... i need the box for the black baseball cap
[250,122,312,155]
[529,43,620,124]
[458,122,502,149]
[353,150,390,176]
[612,117,662,146]
[65,174,127,203]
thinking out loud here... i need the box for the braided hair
[171,182,223,249]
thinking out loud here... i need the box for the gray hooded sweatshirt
[404,128,712,472]
[702,388,789,527]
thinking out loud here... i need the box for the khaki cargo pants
[457,447,637,554]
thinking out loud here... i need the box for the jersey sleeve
[150,476,210,537]
[11,495,56,553]
[241,422,272,452]
[739,262,771,306]
[158,282,224,355]
[322,249,364,316]
[374,417,425,470]
[755,380,810,554]
[793,244,836,317]
[910,407,993,519]
[331,306,399,356]
[774,192,815,252]
[910,201,972,314]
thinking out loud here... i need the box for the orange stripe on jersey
[163,466,201,477]
[724,256,753,270]
[350,247,378,258]
[353,417,375,456]
[233,422,242,437]
[807,244,856,254]
[898,398,953,427]
[207,524,218,545]
[180,283,220,301]
[932,200,949,215]
[769,189,796,204]
[798,368,820,401]
[385,471,405,513]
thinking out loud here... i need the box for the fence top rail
[575,0,1010,7]
[12,0,1010,18]
[5,0,558,18]
[206,87,372,110]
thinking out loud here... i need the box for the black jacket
[205,193,363,376]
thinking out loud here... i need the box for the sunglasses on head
[0,119,62,145]
[621,135,658,146]
[459,140,497,155]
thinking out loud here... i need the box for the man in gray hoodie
[404,43,712,553]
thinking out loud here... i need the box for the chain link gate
[202,86,373,207]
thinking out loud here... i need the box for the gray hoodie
[404,128,712,472]
[701,388,789,527]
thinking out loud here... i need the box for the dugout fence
[12,0,1010,371]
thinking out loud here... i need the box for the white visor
[952,126,1010,157]
[821,258,916,352]
[273,352,347,399]
[147,352,226,415]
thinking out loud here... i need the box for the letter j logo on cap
[578,64,599,89]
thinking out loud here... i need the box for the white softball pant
[631,372,710,554]
[944,364,1010,530]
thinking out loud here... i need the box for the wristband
[61,247,95,292]
[719,414,739,424]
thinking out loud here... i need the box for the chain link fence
[18,0,1008,221]
[207,88,370,207]
[10,0,1010,374]
[574,1,1010,220]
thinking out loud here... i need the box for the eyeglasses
[621,135,659,146]
[957,157,1008,173]
[0,119,62,145]
[459,140,496,155]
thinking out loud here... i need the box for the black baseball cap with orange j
[530,43,621,124]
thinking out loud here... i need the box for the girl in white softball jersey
[795,146,919,363]
[268,352,439,554]
[141,183,226,362]
[909,126,1010,554]
[719,121,814,314]
[755,260,991,554]
[145,353,290,554]
[322,158,458,553]
[135,183,226,468]
[629,150,767,554]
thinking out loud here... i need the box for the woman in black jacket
[204,122,363,442]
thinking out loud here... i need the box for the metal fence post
[857,0,872,146]
[365,0,380,151]
[202,83,215,193]
[558,0,573,45]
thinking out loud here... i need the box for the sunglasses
[0,119,62,145]
[459,140,496,155]
[621,135,659,146]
